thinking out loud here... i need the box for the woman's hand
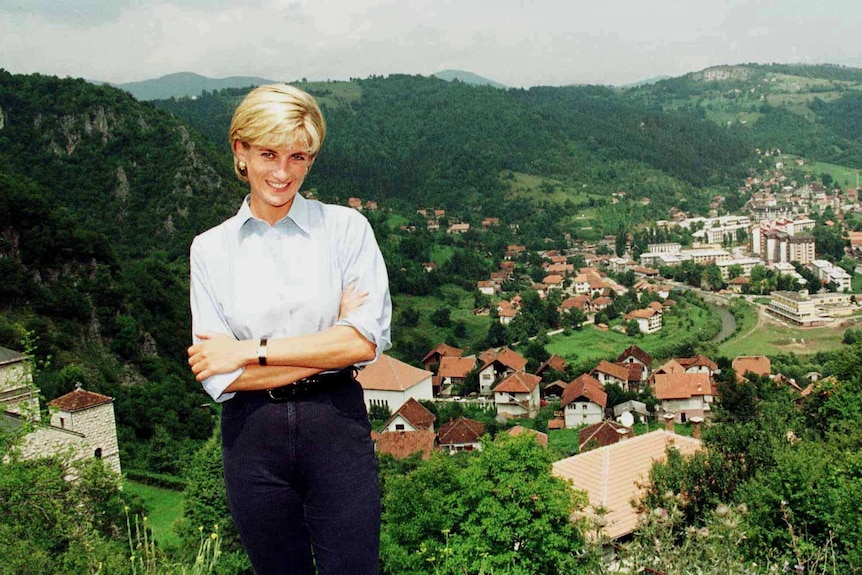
[188,333,256,382]
[189,286,367,382]
[339,284,368,320]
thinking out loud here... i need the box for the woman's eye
[292,153,307,161]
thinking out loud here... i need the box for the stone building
[1,346,121,477]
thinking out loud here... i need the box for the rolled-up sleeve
[190,237,243,402]
[335,213,392,363]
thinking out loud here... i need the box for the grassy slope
[546,303,718,367]
[123,480,184,547]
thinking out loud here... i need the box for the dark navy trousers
[220,379,380,575]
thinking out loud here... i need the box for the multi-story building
[715,257,762,279]
[678,248,733,265]
[811,260,852,292]
[682,215,751,245]
[750,219,816,264]
[768,290,822,326]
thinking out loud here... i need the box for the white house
[476,347,527,396]
[653,372,716,423]
[624,308,663,334]
[561,374,607,428]
[492,371,541,419]
[380,397,436,433]
[357,353,434,414]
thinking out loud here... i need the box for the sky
[2,0,862,88]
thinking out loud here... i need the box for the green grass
[853,273,862,293]
[504,171,601,218]
[548,428,580,458]
[430,244,455,266]
[782,155,862,189]
[395,288,493,348]
[546,301,720,366]
[718,314,862,357]
[123,480,184,546]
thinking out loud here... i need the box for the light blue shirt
[190,194,392,402]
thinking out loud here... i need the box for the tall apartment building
[750,218,816,264]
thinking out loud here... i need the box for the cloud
[2,0,862,86]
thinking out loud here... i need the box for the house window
[582,404,587,410]
[94,448,102,459]
[59,417,65,428]
[395,424,405,431]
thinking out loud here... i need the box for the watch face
[258,338,268,366]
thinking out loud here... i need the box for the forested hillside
[625,63,862,169]
[0,71,244,469]
[156,74,751,225]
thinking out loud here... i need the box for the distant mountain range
[106,69,506,100]
[432,69,507,89]
[110,71,276,100]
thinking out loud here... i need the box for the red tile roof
[389,397,436,431]
[438,356,476,378]
[616,345,653,367]
[552,430,703,540]
[547,418,565,430]
[371,430,437,459]
[493,371,541,394]
[421,343,464,364]
[677,355,718,372]
[478,347,528,372]
[732,356,771,381]
[536,354,568,375]
[654,372,715,400]
[438,416,485,445]
[561,374,607,408]
[48,388,113,412]
[592,360,629,382]
[578,420,630,451]
[357,354,432,392]
[505,425,548,447]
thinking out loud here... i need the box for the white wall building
[357,354,434,414]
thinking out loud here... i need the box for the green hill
[624,63,862,169]
[154,74,751,228]
[111,71,275,101]
[433,69,507,88]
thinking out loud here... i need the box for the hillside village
[326,152,861,542]
[7,146,858,545]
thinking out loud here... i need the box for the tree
[176,426,244,556]
[566,308,587,330]
[520,337,550,373]
[701,263,724,291]
[380,433,595,575]
[484,320,508,348]
[626,319,641,337]
[430,306,452,328]
[812,223,847,261]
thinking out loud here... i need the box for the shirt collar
[233,193,312,237]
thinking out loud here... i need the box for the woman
[187,84,391,575]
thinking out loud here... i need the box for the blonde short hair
[228,84,326,180]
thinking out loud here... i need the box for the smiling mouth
[267,180,290,190]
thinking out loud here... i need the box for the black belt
[259,367,357,402]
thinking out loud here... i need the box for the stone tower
[47,385,122,475]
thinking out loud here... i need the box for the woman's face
[234,141,313,224]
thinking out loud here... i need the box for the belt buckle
[267,385,296,402]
